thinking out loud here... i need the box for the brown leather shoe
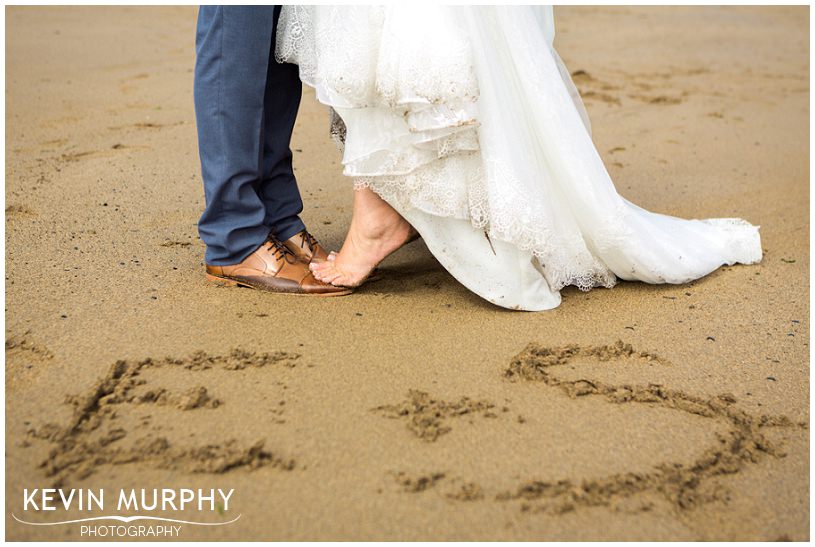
[282,229,330,263]
[205,236,352,296]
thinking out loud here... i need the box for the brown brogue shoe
[282,229,330,264]
[205,236,351,296]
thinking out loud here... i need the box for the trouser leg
[259,6,306,242]
[194,6,280,265]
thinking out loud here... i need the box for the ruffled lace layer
[276,6,762,307]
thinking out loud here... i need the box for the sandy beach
[5,6,809,541]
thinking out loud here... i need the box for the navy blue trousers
[194,5,305,266]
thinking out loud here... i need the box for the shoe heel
[206,273,238,287]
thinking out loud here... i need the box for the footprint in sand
[6,334,53,360]
[58,147,133,164]
[108,121,185,131]
[5,204,38,219]
[570,69,622,106]
[384,341,805,516]
[159,239,193,248]
[27,349,302,487]
[574,68,702,107]
[628,93,685,105]
[6,333,53,389]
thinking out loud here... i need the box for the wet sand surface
[5,6,809,541]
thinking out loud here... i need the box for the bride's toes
[327,271,354,287]
[309,261,329,274]
[310,269,325,282]
[324,272,344,285]
[309,259,366,288]
[310,261,340,283]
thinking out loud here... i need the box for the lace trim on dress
[275,5,762,297]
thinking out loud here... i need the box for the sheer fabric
[276,6,761,310]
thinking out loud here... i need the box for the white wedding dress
[276,6,762,311]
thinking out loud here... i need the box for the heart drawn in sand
[380,341,806,516]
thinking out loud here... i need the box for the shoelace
[265,235,296,264]
[299,230,318,254]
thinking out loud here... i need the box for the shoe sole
[205,273,353,297]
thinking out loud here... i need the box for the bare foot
[310,188,417,287]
